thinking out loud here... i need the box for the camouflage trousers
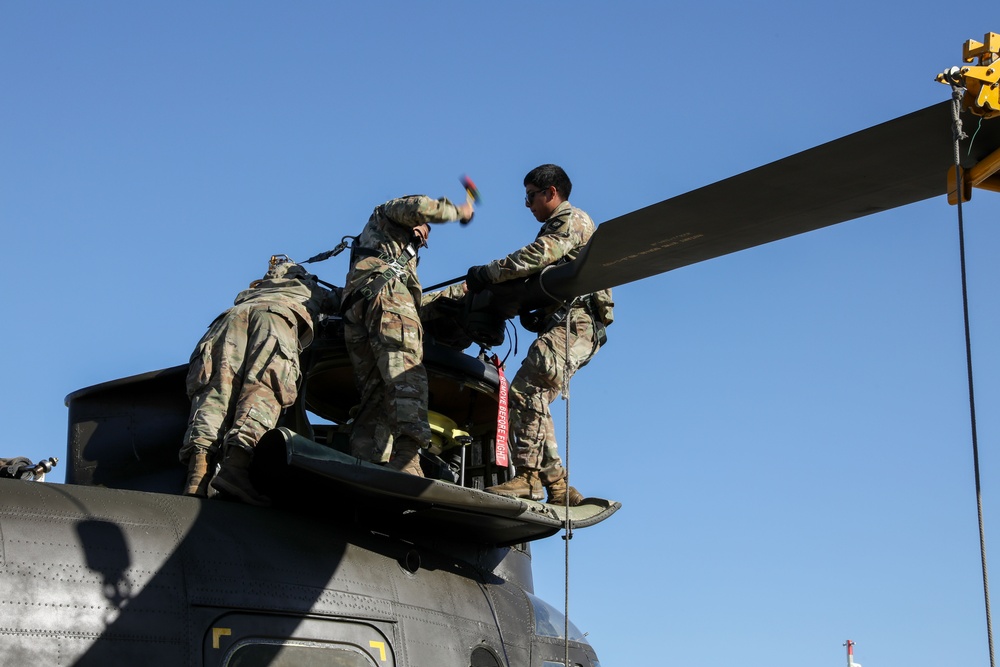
[343,286,430,463]
[509,307,600,485]
[179,304,301,464]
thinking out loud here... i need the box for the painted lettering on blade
[602,231,704,267]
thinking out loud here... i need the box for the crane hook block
[936,32,1000,119]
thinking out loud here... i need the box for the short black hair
[524,164,572,199]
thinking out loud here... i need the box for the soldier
[343,195,474,476]
[180,257,336,505]
[466,164,613,506]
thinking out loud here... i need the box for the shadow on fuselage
[76,518,133,614]
[39,340,595,665]
[1,477,536,666]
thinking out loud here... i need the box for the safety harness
[350,242,420,302]
[520,294,608,346]
[302,230,423,312]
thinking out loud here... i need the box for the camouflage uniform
[343,195,467,465]
[479,200,612,485]
[180,262,332,466]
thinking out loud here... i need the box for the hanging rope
[562,298,574,667]
[538,264,578,665]
[949,85,996,667]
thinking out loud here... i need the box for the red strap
[491,354,509,468]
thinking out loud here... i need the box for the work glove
[465,265,491,293]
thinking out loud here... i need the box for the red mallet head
[460,175,482,204]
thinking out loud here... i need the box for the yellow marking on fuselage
[369,640,387,661]
[212,627,232,649]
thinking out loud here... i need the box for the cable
[949,86,996,667]
[538,262,577,663]
[502,320,517,366]
[560,299,577,667]
[476,580,512,667]
[968,116,984,157]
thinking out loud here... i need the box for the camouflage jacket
[234,262,334,349]
[344,195,465,302]
[482,201,613,323]
[482,201,592,282]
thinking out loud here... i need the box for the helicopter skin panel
[0,477,571,666]
[540,101,1000,300]
[254,428,621,548]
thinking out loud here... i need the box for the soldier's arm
[421,282,466,307]
[382,196,471,227]
[483,217,587,283]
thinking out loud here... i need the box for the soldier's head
[251,261,310,288]
[261,259,308,282]
[523,164,570,222]
[279,263,310,280]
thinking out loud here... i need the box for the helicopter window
[225,639,376,667]
[526,592,587,642]
[208,614,392,667]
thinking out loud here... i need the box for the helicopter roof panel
[254,428,621,548]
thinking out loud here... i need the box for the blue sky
[3,3,999,666]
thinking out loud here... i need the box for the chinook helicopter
[2,33,1000,667]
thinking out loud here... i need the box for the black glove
[466,265,491,293]
[519,309,545,333]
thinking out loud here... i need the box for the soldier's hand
[457,202,474,225]
[465,265,490,293]
[413,223,431,247]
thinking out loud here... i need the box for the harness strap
[538,296,607,346]
[342,242,420,312]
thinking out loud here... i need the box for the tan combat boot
[546,478,584,506]
[183,448,211,497]
[210,445,271,507]
[386,442,424,477]
[485,470,543,501]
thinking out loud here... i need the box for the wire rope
[538,263,578,666]
[563,303,573,667]
[949,86,995,667]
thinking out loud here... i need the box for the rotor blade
[541,101,1000,301]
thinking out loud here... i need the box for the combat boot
[210,445,271,507]
[387,442,424,477]
[486,470,543,501]
[545,478,584,507]
[183,448,211,497]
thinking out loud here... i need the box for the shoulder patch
[546,218,567,231]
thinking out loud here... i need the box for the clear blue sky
[3,3,999,666]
